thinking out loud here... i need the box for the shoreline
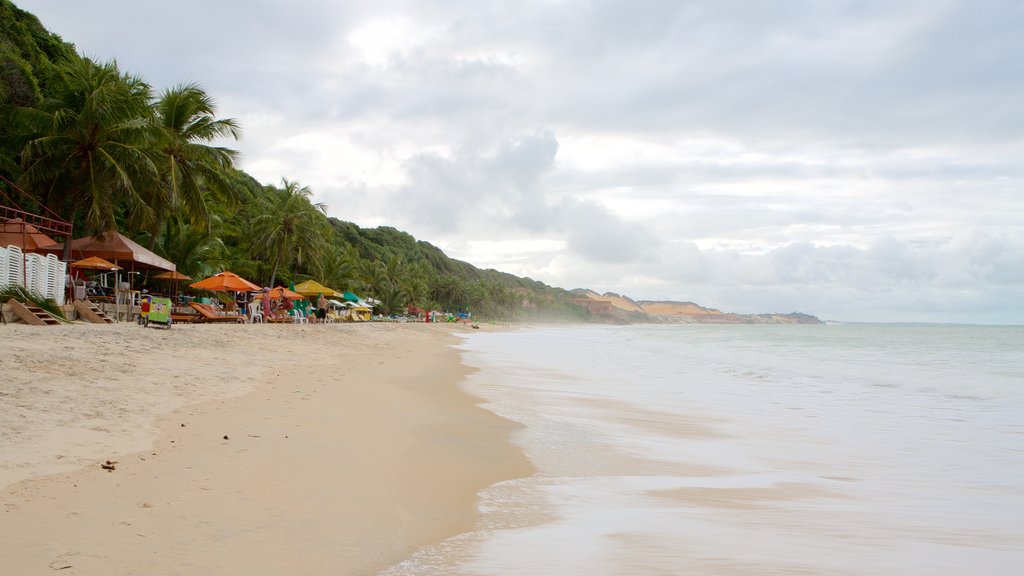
[0,322,533,575]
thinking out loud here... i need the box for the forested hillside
[0,0,589,320]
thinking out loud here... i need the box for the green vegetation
[0,0,591,321]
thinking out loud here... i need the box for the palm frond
[0,284,69,322]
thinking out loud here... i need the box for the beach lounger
[170,312,199,323]
[188,302,246,323]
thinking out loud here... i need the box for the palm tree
[151,214,227,278]
[431,274,467,311]
[142,83,241,248]
[321,244,363,291]
[356,258,383,297]
[14,57,158,235]
[249,179,329,287]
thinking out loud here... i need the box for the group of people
[258,288,331,323]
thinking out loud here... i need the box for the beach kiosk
[144,296,173,329]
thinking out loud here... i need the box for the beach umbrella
[190,271,260,292]
[153,271,192,281]
[70,256,121,271]
[292,279,342,297]
[342,291,360,302]
[254,286,305,300]
[153,270,192,300]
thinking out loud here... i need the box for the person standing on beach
[261,287,271,320]
[316,293,328,324]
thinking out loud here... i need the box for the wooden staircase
[73,299,116,324]
[5,298,61,326]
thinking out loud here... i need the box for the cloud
[22,0,1024,323]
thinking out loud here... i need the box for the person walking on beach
[316,293,328,324]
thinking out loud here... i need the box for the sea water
[383,324,1024,575]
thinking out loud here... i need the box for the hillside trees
[0,0,76,111]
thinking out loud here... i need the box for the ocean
[384,324,1024,575]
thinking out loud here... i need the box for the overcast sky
[21,0,1024,323]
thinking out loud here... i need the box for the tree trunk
[268,255,280,288]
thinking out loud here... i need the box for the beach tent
[0,218,57,252]
[38,231,175,272]
[190,271,260,292]
[293,279,342,297]
[38,232,176,319]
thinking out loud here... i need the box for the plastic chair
[293,308,309,324]
[249,301,264,323]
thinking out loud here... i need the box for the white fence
[0,245,66,305]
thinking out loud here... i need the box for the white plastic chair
[7,245,23,288]
[292,308,309,324]
[26,252,44,294]
[0,245,9,286]
[44,255,64,304]
[248,301,264,323]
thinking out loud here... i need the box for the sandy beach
[0,321,532,575]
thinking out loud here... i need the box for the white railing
[1,245,66,305]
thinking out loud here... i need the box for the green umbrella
[289,281,311,314]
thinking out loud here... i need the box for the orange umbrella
[254,286,305,300]
[189,271,260,292]
[70,256,121,271]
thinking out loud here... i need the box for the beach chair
[188,302,246,323]
[292,308,309,324]
[170,310,199,323]
[248,301,264,324]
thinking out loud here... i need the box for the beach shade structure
[190,271,261,292]
[292,279,342,297]
[37,231,175,272]
[255,285,305,300]
[153,270,192,281]
[0,218,58,252]
[153,270,193,300]
[35,231,176,320]
[342,291,361,302]
[70,256,121,271]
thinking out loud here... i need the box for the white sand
[0,321,532,575]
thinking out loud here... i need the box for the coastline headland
[571,289,823,324]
